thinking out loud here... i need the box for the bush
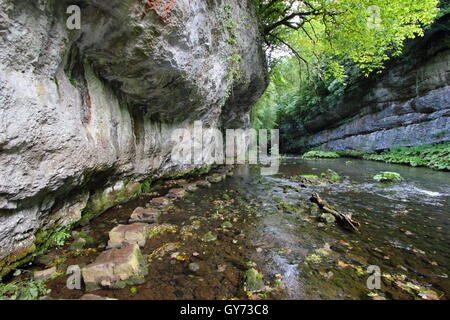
[303,151,341,159]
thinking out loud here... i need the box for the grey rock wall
[0,0,267,274]
[301,15,450,151]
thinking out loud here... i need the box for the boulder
[82,244,148,291]
[129,207,160,224]
[167,188,187,199]
[243,268,265,293]
[107,223,150,249]
[150,197,172,208]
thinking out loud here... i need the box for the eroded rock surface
[299,15,450,152]
[0,0,267,274]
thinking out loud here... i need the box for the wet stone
[168,188,187,199]
[319,213,336,224]
[207,174,225,184]
[188,262,200,273]
[107,223,150,249]
[129,207,160,224]
[196,180,211,188]
[149,197,171,207]
[34,266,57,281]
[184,183,199,193]
[82,244,148,292]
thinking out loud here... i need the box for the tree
[253,0,440,79]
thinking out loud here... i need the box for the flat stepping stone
[107,223,150,249]
[150,197,171,207]
[34,266,57,281]
[129,207,160,224]
[82,244,148,291]
[207,174,225,184]
[196,180,211,188]
[167,188,187,199]
[184,183,198,192]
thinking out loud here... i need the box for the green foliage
[0,278,50,300]
[303,150,340,159]
[254,0,439,79]
[373,172,403,183]
[363,143,450,170]
[51,231,71,248]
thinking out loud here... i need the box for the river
[43,157,449,300]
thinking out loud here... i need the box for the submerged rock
[129,207,160,224]
[150,197,172,208]
[188,262,201,273]
[107,223,150,249]
[196,180,212,188]
[243,268,265,293]
[207,174,225,184]
[168,188,187,199]
[319,213,336,224]
[82,244,148,291]
[184,183,199,193]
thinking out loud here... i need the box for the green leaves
[255,0,440,79]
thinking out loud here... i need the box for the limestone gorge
[0,0,266,276]
[0,0,449,302]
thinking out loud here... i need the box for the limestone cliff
[300,14,449,152]
[0,0,267,275]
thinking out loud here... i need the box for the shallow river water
[44,158,449,300]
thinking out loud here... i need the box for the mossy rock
[373,172,403,183]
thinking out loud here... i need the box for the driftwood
[310,193,360,232]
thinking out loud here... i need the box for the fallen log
[310,193,360,232]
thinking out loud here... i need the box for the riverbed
[42,158,450,300]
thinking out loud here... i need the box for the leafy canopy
[253,0,440,79]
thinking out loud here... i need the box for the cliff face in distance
[0,0,267,275]
[300,14,450,152]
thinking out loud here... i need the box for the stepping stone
[184,183,198,193]
[165,179,188,187]
[80,294,117,300]
[82,244,148,291]
[167,188,187,199]
[207,174,225,184]
[34,266,57,281]
[150,197,171,207]
[129,207,160,224]
[196,180,211,188]
[107,223,150,249]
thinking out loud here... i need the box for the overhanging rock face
[0,0,267,275]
